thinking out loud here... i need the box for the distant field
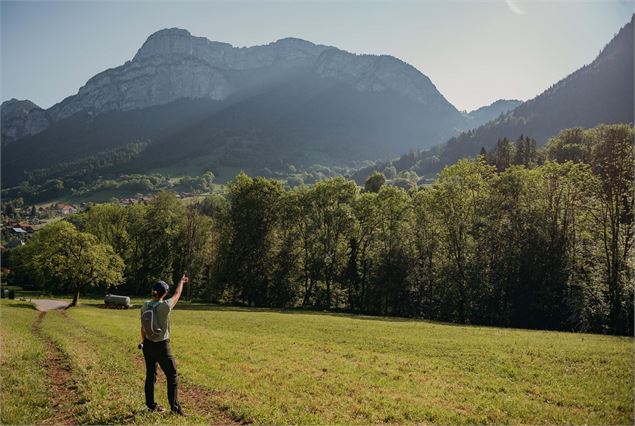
[0,299,633,424]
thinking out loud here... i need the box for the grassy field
[0,299,633,424]
[0,301,50,424]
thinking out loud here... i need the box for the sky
[1,1,633,112]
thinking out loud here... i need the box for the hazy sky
[1,1,633,111]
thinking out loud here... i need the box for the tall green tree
[19,221,123,306]
[364,171,386,193]
[372,186,413,315]
[490,137,513,172]
[221,173,283,306]
[410,188,440,319]
[127,192,185,294]
[430,158,495,323]
[545,127,591,163]
[299,178,357,308]
[347,192,380,312]
[513,135,539,167]
[588,125,634,334]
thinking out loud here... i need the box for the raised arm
[170,274,188,307]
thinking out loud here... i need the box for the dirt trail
[32,299,69,312]
[32,311,82,425]
[134,355,243,424]
[55,308,242,424]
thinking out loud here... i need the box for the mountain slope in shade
[465,99,523,128]
[2,28,473,185]
[351,15,634,183]
[436,15,634,170]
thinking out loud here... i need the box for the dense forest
[9,124,634,335]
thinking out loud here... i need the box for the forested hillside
[10,124,634,335]
[355,15,634,182]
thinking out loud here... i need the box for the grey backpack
[141,302,162,339]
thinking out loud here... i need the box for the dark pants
[142,338,180,411]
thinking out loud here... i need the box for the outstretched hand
[171,274,188,306]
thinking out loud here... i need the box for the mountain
[465,99,522,127]
[1,99,52,145]
[435,15,634,170]
[351,16,634,183]
[45,30,331,122]
[2,28,475,186]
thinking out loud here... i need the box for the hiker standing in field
[139,274,188,415]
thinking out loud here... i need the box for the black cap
[152,280,169,296]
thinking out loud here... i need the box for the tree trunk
[69,286,81,307]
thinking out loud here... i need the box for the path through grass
[0,301,51,424]
[1,300,633,424]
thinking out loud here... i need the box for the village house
[18,224,35,233]
[10,227,27,236]
[57,204,78,215]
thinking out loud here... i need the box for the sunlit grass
[0,301,50,424]
[1,299,633,424]
[67,302,634,424]
[40,306,209,424]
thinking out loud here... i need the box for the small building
[18,224,35,233]
[10,227,27,235]
[58,204,78,215]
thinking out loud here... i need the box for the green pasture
[0,299,633,424]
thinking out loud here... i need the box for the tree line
[9,124,634,335]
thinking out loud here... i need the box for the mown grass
[1,299,633,424]
[39,305,209,424]
[0,300,50,424]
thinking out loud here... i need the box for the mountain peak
[133,27,231,61]
[273,37,313,45]
[1,98,39,109]
[145,27,192,40]
[1,98,51,145]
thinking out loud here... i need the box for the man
[139,274,188,415]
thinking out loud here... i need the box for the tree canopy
[9,124,634,334]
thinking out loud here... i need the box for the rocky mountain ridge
[2,28,464,144]
[1,99,52,145]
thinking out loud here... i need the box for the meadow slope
[0,300,633,424]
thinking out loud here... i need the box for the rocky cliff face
[46,29,332,122]
[314,49,457,112]
[3,28,465,143]
[48,54,232,121]
[1,99,52,145]
[134,29,327,69]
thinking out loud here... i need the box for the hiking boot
[147,403,166,413]
[171,407,188,417]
